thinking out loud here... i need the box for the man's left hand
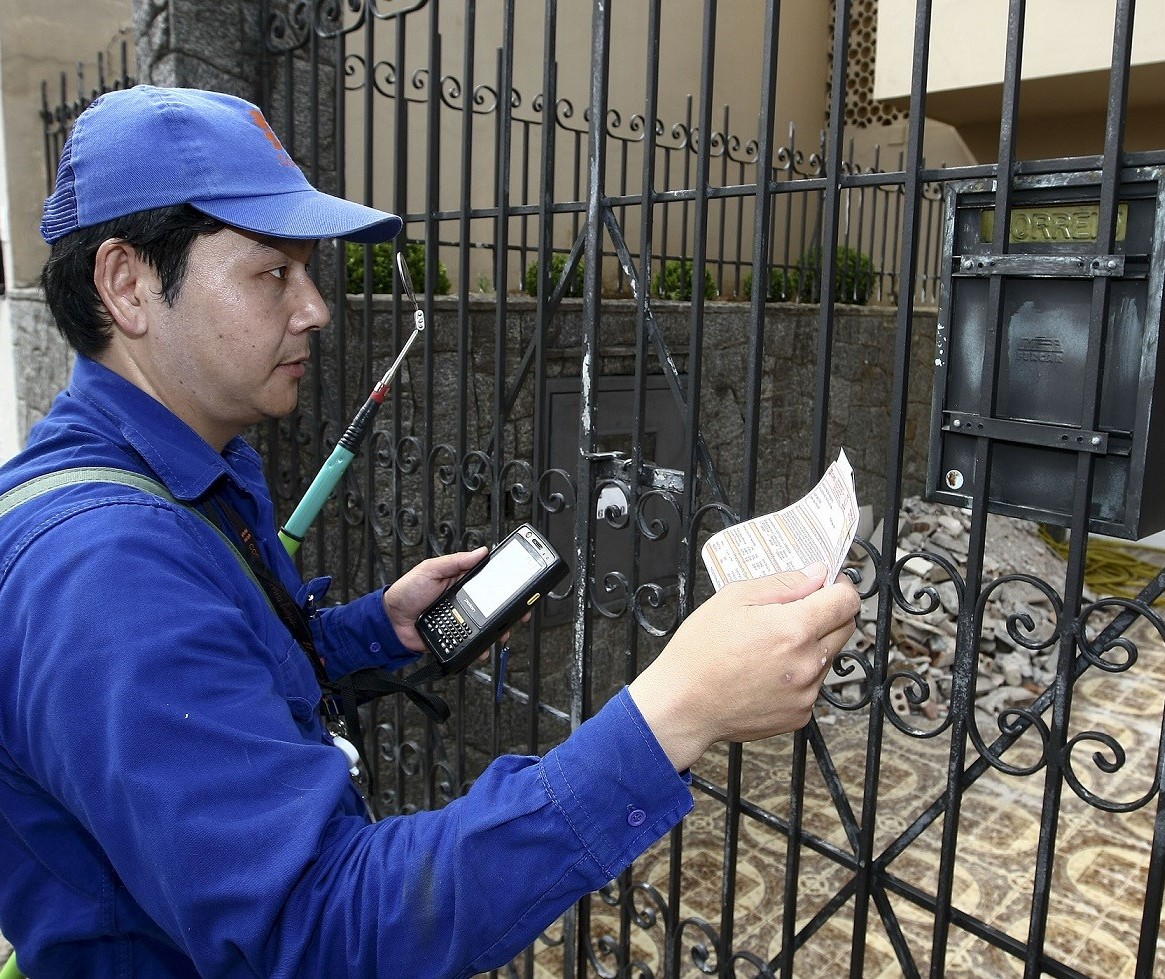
[382,547,488,651]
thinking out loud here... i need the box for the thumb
[725,563,828,606]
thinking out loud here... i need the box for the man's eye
[269,266,288,280]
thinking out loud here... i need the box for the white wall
[0,0,133,461]
[875,0,1165,100]
[0,32,17,464]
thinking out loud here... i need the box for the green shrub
[345,241,393,294]
[524,252,585,297]
[742,265,800,302]
[742,246,875,305]
[795,245,874,305]
[345,241,450,296]
[652,260,718,302]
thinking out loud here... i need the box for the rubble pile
[827,496,1094,728]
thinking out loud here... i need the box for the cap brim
[193,189,402,243]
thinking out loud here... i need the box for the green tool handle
[0,952,24,979]
[278,442,356,556]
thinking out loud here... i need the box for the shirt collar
[69,355,264,503]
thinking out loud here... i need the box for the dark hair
[41,204,225,357]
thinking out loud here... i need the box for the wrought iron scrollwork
[636,487,679,544]
[393,434,424,476]
[728,950,778,979]
[879,547,968,737]
[630,582,679,638]
[394,735,423,778]
[500,458,535,509]
[537,466,576,517]
[1076,596,1150,673]
[460,449,493,494]
[975,573,1064,654]
[314,0,364,38]
[392,502,424,548]
[965,573,1064,772]
[819,534,880,711]
[264,0,311,52]
[726,133,760,166]
[367,0,430,21]
[342,54,398,95]
[587,879,666,978]
[681,916,722,976]
[437,73,463,110]
[429,442,458,489]
[590,571,629,621]
[339,473,366,531]
[691,501,739,545]
[1060,597,1165,812]
[409,66,430,97]
[471,82,501,114]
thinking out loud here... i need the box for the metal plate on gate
[926,169,1165,539]
[980,201,1129,244]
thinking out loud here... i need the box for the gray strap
[0,466,265,597]
[0,466,176,517]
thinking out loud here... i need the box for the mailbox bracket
[955,254,1126,278]
[944,411,1112,454]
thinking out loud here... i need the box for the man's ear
[93,239,156,339]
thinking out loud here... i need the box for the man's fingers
[815,617,857,675]
[425,546,488,581]
[771,582,860,682]
[822,615,857,650]
[798,578,862,631]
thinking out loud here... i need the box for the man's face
[134,227,328,449]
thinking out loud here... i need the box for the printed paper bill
[701,450,860,591]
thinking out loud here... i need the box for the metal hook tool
[278,249,426,555]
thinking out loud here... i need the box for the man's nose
[291,274,330,333]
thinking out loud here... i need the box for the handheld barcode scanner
[415,524,568,677]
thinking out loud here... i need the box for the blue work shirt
[0,356,693,977]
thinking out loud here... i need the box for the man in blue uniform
[0,86,859,977]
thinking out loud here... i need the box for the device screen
[460,537,542,618]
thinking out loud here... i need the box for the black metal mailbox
[927,168,1165,540]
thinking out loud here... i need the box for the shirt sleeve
[7,500,693,978]
[271,687,695,978]
[305,582,420,677]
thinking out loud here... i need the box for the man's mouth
[277,357,309,379]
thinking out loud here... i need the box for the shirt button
[627,808,646,827]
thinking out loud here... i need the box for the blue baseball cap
[41,85,402,245]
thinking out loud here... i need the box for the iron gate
[250,1,1165,976]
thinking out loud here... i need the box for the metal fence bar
[853,0,934,973]
[931,0,1028,971]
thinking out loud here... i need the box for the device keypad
[427,599,473,656]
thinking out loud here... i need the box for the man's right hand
[627,566,860,772]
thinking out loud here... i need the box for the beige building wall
[340,2,831,293]
[874,0,1165,161]
[0,0,133,462]
[0,0,134,288]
